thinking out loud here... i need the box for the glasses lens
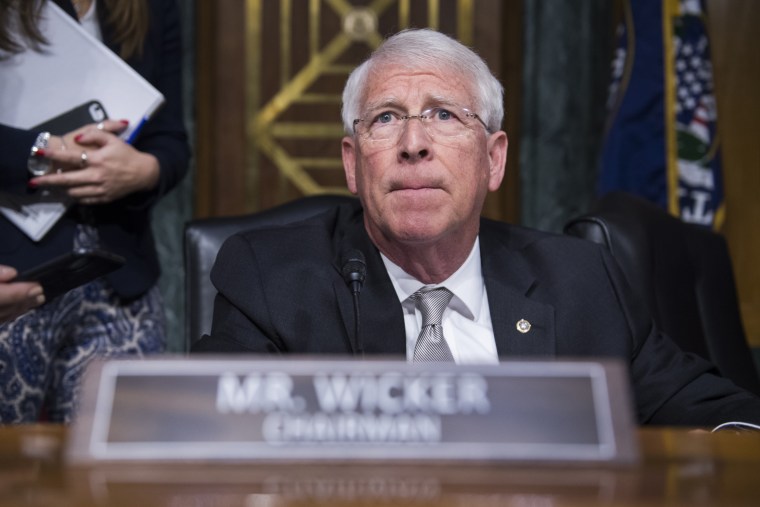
[356,112,399,141]
[356,107,484,143]
[425,108,470,137]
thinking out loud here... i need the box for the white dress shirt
[381,238,499,364]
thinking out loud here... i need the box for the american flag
[672,0,724,227]
[598,0,724,228]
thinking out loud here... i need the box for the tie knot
[411,287,453,327]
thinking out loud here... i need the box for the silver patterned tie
[410,287,455,362]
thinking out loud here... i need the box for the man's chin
[385,188,448,214]
[386,218,452,245]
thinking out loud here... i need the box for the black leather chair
[183,194,357,350]
[564,191,760,395]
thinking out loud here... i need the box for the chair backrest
[564,191,760,395]
[183,194,357,350]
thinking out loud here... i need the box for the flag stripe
[664,0,679,216]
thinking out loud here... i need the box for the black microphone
[341,249,366,356]
[341,249,366,296]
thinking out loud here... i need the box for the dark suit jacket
[0,0,189,299]
[193,201,760,427]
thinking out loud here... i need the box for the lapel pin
[516,319,531,334]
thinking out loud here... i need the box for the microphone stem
[351,283,363,357]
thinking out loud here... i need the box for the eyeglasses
[352,106,489,145]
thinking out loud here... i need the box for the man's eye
[433,108,456,121]
[373,112,396,124]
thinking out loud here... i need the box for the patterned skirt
[0,279,165,423]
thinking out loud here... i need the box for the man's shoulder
[480,217,600,256]
[235,199,361,240]
[223,200,364,268]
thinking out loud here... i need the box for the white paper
[0,192,70,242]
[0,2,164,140]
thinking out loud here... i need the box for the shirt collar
[381,238,485,321]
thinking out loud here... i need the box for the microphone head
[341,249,366,285]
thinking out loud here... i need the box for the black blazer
[194,201,760,427]
[0,0,189,299]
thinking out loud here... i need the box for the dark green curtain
[519,0,615,232]
[154,0,195,352]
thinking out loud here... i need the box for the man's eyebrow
[426,95,457,107]
[363,98,404,112]
[363,95,459,113]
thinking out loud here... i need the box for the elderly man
[194,29,760,427]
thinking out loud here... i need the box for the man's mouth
[389,181,441,192]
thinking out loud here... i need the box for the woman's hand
[0,265,44,323]
[29,120,160,205]
[42,119,127,164]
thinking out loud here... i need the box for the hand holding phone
[0,265,45,323]
[15,249,126,301]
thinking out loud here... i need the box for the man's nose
[397,117,431,161]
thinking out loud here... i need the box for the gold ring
[80,151,88,168]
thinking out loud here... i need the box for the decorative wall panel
[245,0,478,210]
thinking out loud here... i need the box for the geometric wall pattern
[246,0,475,210]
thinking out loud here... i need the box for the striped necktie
[410,287,455,362]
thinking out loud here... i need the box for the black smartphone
[15,248,126,300]
[31,100,109,135]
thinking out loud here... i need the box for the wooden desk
[1,425,759,506]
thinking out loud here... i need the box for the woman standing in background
[0,0,190,422]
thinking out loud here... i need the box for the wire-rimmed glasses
[352,106,489,146]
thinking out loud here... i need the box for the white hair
[341,29,504,134]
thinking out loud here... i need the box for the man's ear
[486,131,508,192]
[342,136,359,195]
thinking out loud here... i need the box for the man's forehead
[360,63,474,110]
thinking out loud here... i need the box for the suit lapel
[480,223,557,357]
[332,211,406,357]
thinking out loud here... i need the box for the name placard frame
[67,357,639,464]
